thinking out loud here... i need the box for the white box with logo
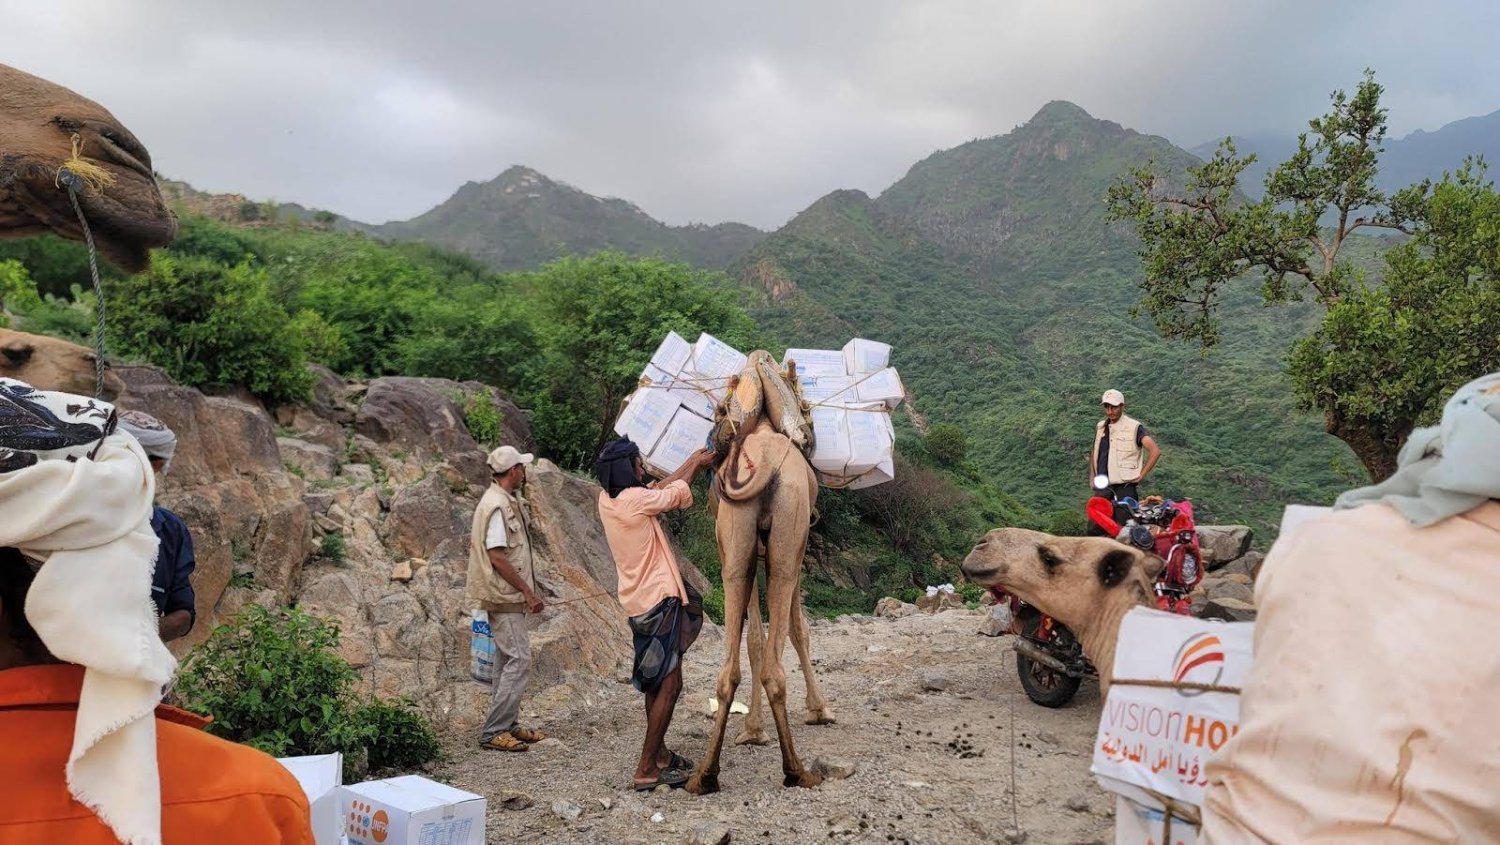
[687,333,748,402]
[276,753,344,845]
[1091,608,1253,809]
[339,775,485,845]
[645,405,716,477]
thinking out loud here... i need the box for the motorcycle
[994,474,1204,707]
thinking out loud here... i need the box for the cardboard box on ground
[612,333,903,487]
[340,776,486,845]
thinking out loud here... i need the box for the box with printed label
[1091,608,1253,808]
[1113,795,1199,845]
[687,333,748,402]
[612,384,680,455]
[276,753,343,845]
[854,367,904,409]
[782,348,847,379]
[641,363,717,421]
[648,330,694,378]
[808,405,894,483]
[645,405,716,477]
[340,775,485,845]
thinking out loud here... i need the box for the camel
[1,328,124,399]
[960,524,1500,841]
[1,63,176,270]
[687,354,826,793]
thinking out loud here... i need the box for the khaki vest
[1092,414,1144,484]
[465,483,536,613]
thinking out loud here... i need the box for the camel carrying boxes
[614,333,904,485]
[1091,608,1254,844]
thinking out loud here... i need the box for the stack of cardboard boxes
[612,333,904,488]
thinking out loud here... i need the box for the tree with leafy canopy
[525,252,758,469]
[1106,70,1500,479]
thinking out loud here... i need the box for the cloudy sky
[6,1,1498,229]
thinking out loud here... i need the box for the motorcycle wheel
[1016,617,1082,708]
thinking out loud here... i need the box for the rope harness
[54,134,112,400]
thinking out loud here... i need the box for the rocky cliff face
[119,366,706,731]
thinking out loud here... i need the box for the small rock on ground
[919,670,952,692]
[1066,796,1091,813]
[812,756,858,780]
[551,799,582,821]
[500,791,533,811]
[686,821,733,845]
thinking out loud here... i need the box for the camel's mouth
[7,161,175,273]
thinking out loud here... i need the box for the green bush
[176,605,440,780]
[461,392,503,448]
[354,698,443,772]
[106,255,313,403]
[320,532,347,564]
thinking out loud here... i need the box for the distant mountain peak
[1028,100,1095,124]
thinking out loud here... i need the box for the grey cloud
[5,0,1498,228]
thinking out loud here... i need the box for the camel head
[0,64,176,272]
[961,527,1162,682]
[0,327,123,400]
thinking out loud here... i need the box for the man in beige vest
[1089,388,1161,502]
[466,445,548,752]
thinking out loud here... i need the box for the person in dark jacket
[118,410,196,642]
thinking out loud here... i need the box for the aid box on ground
[339,775,486,845]
[276,753,344,845]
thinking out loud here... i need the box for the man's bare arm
[1139,436,1162,481]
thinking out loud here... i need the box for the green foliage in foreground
[176,605,441,779]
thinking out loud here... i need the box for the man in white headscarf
[0,378,312,844]
[117,410,195,642]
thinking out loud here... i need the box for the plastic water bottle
[470,610,495,684]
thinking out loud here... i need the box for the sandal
[631,767,690,792]
[512,727,547,743]
[478,732,529,752]
[663,751,694,771]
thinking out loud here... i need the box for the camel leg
[736,572,772,746]
[790,585,834,725]
[685,514,757,796]
[762,521,822,789]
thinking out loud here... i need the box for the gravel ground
[433,609,1113,844]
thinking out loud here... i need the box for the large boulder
[1198,525,1254,569]
[117,366,313,648]
[355,378,532,487]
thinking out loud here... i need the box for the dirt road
[436,609,1113,844]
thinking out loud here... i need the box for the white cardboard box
[645,405,716,477]
[808,405,894,481]
[843,338,891,374]
[688,333,748,402]
[854,367,905,409]
[340,776,485,845]
[782,348,848,379]
[276,753,344,845]
[1091,608,1253,809]
[641,363,717,420]
[612,385,680,455]
[798,374,856,405]
[1114,795,1199,845]
[648,330,694,378]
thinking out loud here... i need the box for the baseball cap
[1101,389,1125,406]
[487,445,534,474]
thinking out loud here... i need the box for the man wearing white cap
[1089,388,1160,503]
[465,444,549,752]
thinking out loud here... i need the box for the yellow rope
[54,134,116,195]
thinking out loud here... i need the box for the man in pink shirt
[595,437,715,791]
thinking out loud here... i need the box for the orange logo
[1171,633,1224,696]
[371,809,390,843]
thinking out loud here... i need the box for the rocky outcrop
[1198,524,1254,569]
[1188,526,1263,621]
[121,364,704,732]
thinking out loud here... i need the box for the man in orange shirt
[0,378,313,844]
[595,437,714,791]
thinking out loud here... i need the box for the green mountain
[737,101,1360,538]
[368,166,764,271]
[1192,107,1500,199]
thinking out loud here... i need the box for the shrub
[461,392,503,448]
[354,698,443,772]
[106,256,313,403]
[176,605,441,780]
[320,532,347,565]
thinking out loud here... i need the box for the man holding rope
[467,445,549,753]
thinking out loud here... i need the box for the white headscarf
[1335,371,1500,526]
[0,378,174,845]
[117,409,178,474]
